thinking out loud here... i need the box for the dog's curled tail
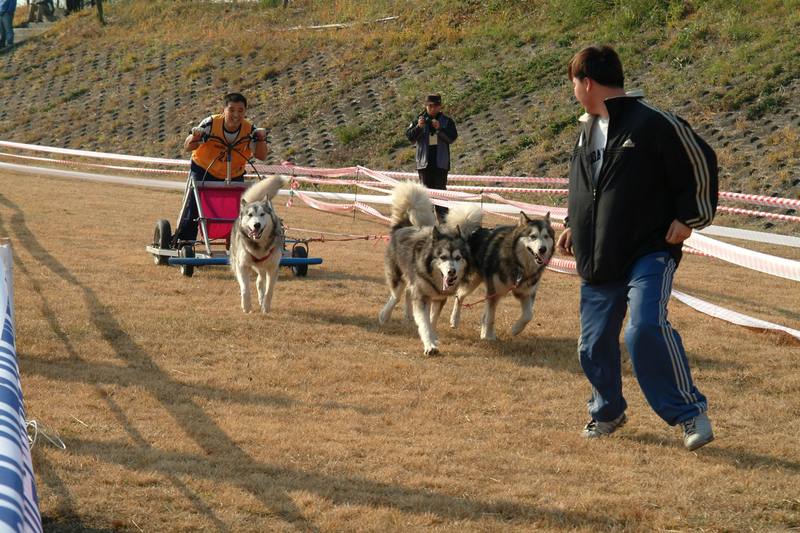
[444,203,483,238]
[390,181,437,229]
[242,175,286,204]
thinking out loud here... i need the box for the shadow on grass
[0,195,633,530]
[306,269,384,284]
[288,306,417,338]
[624,431,800,472]
[0,194,636,530]
[0,194,634,530]
[64,435,628,530]
[685,350,747,371]
[0,196,336,529]
[187,263,384,285]
[40,517,120,533]
[450,334,582,371]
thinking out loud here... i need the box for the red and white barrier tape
[684,232,800,282]
[719,191,800,209]
[3,159,797,341]
[716,205,800,223]
[0,151,186,175]
[285,226,389,242]
[293,190,391,223]
[288,175,569,195]
[543,256,799,341]
[672,290,800,341]
[0,160,184,190]
[699,226,800,249]
[4,159,797,283]
[0,140,186,165]
[382,169,570,185]
[2,140,797,211]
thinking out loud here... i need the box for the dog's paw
[424,345,440,356]
[511,322,527,336]
[378,311,389,324]
[480,330,497,341]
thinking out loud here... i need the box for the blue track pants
[578,251,707,426]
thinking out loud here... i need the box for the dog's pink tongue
[442,278,449,291]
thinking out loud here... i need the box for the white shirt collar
[578,89,645,123]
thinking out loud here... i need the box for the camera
[420,112,435,129]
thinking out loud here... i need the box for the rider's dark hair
[224,92,248,108]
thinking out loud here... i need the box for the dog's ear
[240,198,248,210]
[455,224,462,238]
[518,211,531,226]
[432,225,441,239]
[543,212,551,223]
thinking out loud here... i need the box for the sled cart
[145,134,322,277]
[146,178,322,277]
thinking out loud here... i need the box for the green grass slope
[1,0,798,202]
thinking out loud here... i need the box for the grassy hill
[1,0,798,202]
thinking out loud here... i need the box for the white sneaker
[582,413,627,438]
[682,412,714,451]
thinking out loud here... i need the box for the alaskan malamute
[230,176,286,313]
[450,212,554,340]
[378,182,482,355]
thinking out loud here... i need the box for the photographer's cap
[425,94,442,105]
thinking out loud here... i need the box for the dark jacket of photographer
[405,113,458,170]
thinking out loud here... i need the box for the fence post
[0,238,12,329]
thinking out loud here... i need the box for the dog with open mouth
[229,176,286,313]
[379,182,482,356]
[449,212,555,340]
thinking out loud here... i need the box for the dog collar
[249,246,275,263]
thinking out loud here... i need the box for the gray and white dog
[230,176,286,313]
[450,212,554,340]
[378,182,482,355]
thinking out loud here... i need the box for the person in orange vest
[173,92,268,245]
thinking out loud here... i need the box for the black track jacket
[567,95,718,284]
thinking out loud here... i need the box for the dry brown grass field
[1,170,799,532]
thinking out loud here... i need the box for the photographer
[405,94,458,221]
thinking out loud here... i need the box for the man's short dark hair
[568,45,624,88]
[224,92,248,108]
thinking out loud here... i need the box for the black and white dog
[378,182,482,355]
[230,176,286,313]
[450,212,554,340]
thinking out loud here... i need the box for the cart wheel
[153,219,172,265]
[179,245,195,278]
[291,244,309,277]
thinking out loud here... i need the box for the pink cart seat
[197,183,247,240]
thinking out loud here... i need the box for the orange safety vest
[191,115,254,179]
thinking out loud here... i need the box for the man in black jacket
[405,94,458,221]
[556,45,718,451]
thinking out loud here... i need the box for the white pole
[0,239,13,334]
